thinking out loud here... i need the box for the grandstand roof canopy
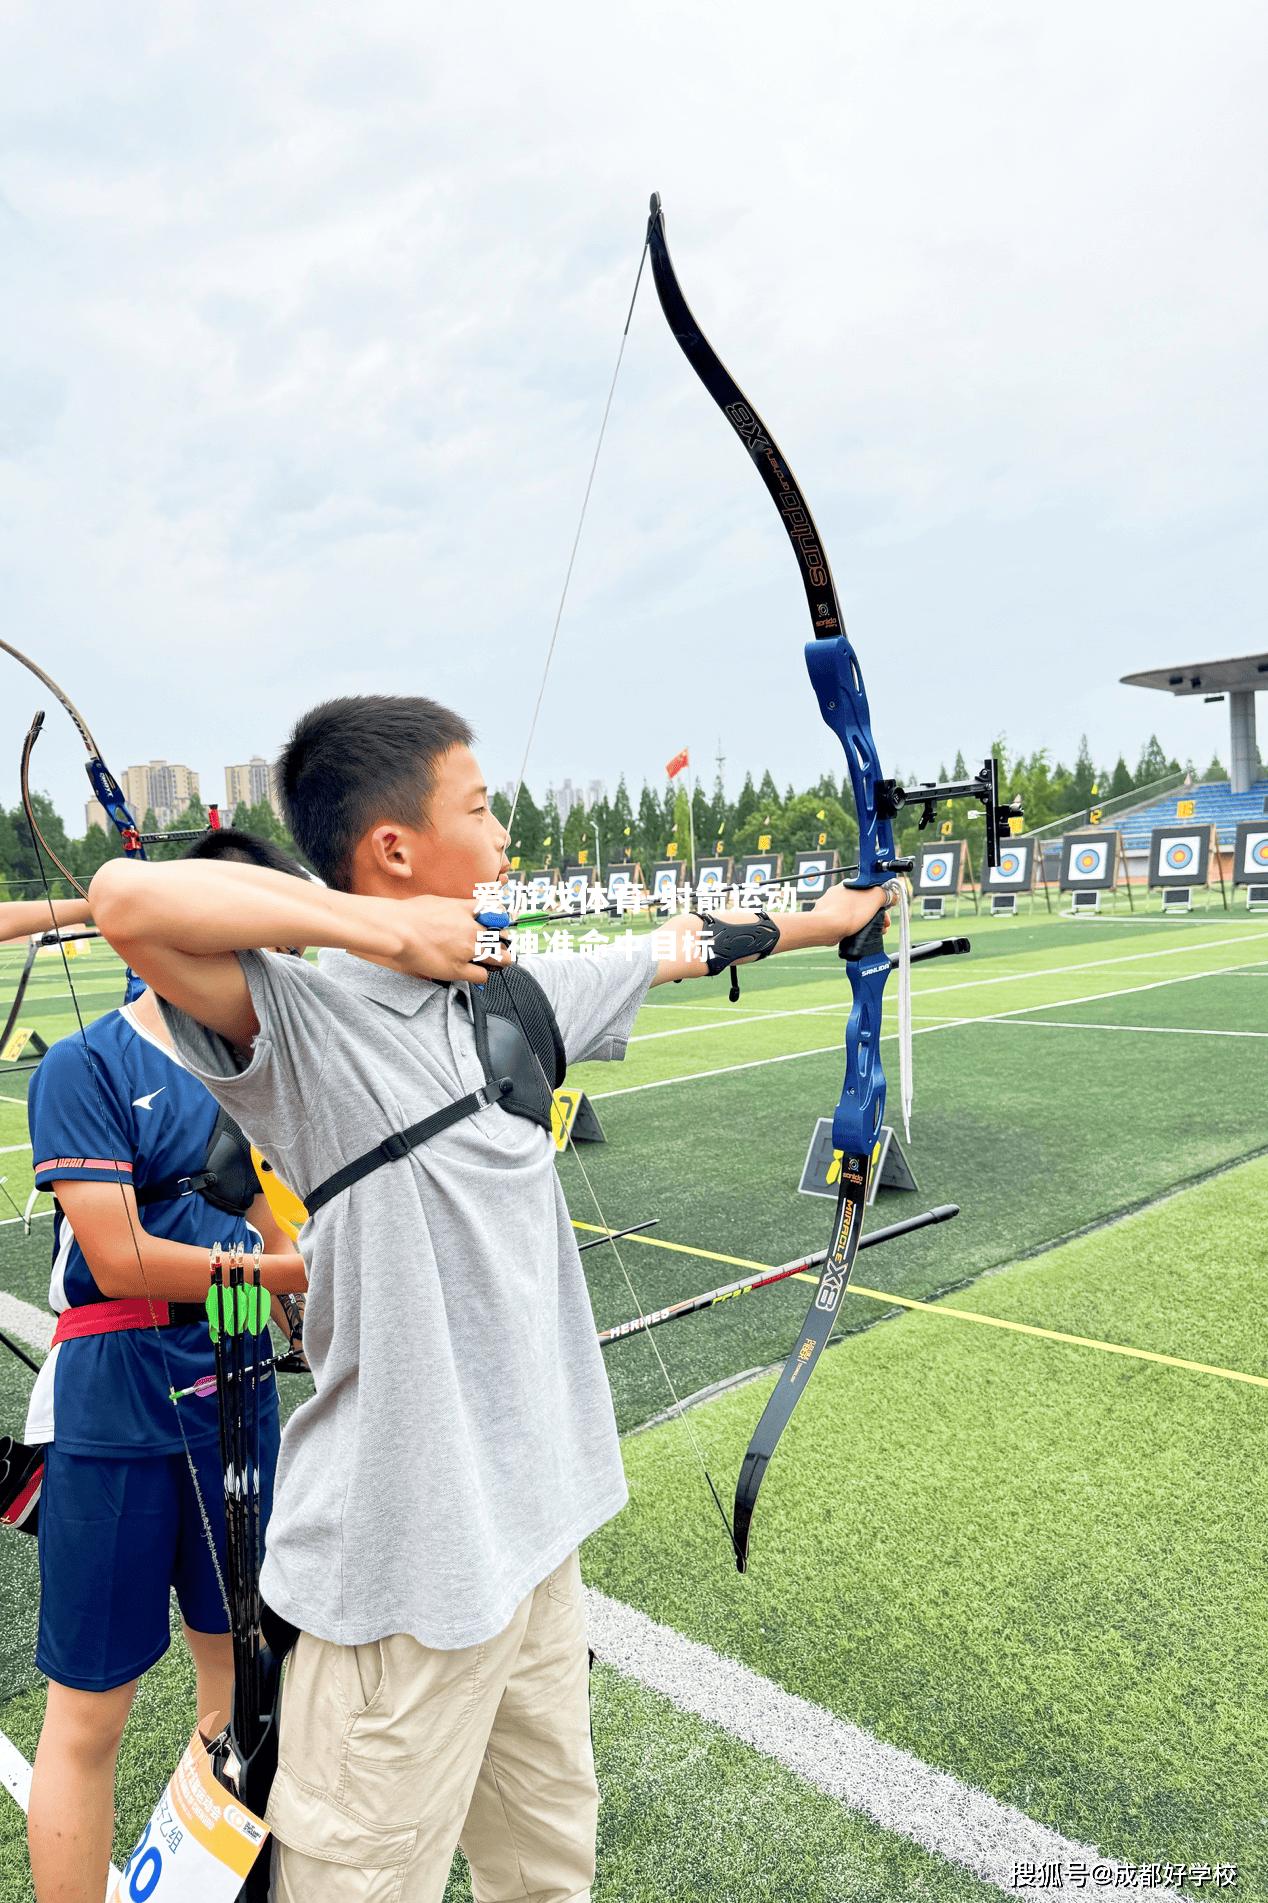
[1121,652,1268,697]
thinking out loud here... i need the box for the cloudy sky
[2,1,1266,827]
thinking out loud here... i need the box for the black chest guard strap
[304,1078,515,1216]
[302,964,567,1216]
[135,1106,262,1216]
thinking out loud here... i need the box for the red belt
[51,1299,203,1345]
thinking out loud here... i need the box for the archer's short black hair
[181,828,310,880]
[276,695,474,889]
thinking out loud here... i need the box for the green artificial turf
[3,911,1267,1900]
[583,1154,1268,1892]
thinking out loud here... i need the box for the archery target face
[653,869,677,901]
[991,846,1028,887]
[1160,833,1202,877]
[798,857,829,895]
[1241,831,1268,879]
[921,851,955,891]
[565,872,588,903]
[1069,840,1110,882]
[609,871,637,901]
[698,866,724,897]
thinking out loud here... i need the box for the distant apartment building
[497,777,606,816]
[548,779,583,820]
[87,760,202,834]
[225,756,281,820]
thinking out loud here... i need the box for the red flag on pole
[665,747,689,780]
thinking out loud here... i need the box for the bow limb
[3,648,273,1859]
[646,194,901,1571]
[21,714,90,901]
[0,637,148,869]
[3,642,153,1004]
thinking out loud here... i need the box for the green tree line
[0,734,1230,902]
[493,734,1220,880]
[0,795,292,903]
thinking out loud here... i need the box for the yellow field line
[572,1221,1268,1390]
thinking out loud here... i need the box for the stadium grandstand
[1023,652,1268,888]
[1113,776,1268,852]
[1117,649,1268,848]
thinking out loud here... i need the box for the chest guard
[302,964,567,1216]
[468,964,567,1131]
[135,1104,262,1216]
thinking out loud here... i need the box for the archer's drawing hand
[377,895,514,986]
[810,882,894,946]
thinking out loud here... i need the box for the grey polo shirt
[159,939,654,1650]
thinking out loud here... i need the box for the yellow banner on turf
[551,1088,583,1151]
[251,1148,308,1240]
[1,1026,33,1064]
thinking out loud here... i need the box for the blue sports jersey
[25,1001,277,1457]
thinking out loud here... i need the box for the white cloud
[2,0,1266,818]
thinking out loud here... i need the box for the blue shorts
[36,1417,279,1693]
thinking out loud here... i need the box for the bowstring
[494,213,737,1556]
[493,964,736,1555]
[893,878,912,1144]
[19,715,234,1629]
[503,234,650,847]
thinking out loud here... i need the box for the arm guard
[693,908,780,1001]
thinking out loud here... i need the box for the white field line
[775,920,1268,965]
[0,1143,30,1155]
[632,999,838,1041]
[979,1018,1268,1041]
[0,1288,52,1353]
[907,1012,1268,1044]
[587,1592,1192,1902]
[0,1730,122,1893]
[593,954,1268,1100]
[0,1207,48,1231]
[0,1729,31,1811]
[628,931,1267,1044]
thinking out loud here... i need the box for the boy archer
[86,693,892,1903]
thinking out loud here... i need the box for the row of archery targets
[504,817,1268,924]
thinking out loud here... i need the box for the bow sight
[874,755,1022,873]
